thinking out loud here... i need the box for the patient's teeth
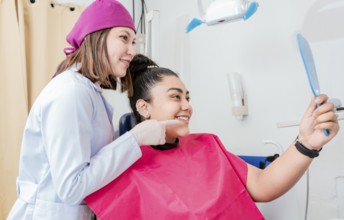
[177,116,188,121]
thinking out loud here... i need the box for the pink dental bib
[85,133,265,220]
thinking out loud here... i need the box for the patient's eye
[186,96,190,102]
[171,94,181,100]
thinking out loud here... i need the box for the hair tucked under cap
[64,0,136,55]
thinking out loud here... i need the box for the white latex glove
[129,119,181,146]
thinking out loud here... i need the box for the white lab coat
[7,67,142,220]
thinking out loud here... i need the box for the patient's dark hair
[128,54,179,123]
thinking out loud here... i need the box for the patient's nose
[181,100,191,111]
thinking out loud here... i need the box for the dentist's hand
[298,94,340,150]
[130,119,182,146]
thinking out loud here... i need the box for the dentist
[7,1,177,219]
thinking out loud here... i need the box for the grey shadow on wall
[302,0,344,42]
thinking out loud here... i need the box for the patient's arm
[245,94,339,202]
[246,144,312,202]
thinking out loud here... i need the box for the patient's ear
[136,99,150,119]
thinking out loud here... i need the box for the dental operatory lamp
[186,0,259,33]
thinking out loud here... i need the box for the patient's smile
[177,116,189,121]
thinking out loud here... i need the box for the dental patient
[84,54,339,219]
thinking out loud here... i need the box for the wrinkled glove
[129,119,181,146]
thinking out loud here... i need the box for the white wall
[60,0,344,219]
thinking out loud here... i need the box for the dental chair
[118,113,278,169]
[119,113,137,138]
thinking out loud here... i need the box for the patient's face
[148,75,192,142]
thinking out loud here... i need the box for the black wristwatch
[294,137,322,158]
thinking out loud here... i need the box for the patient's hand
[298,94,339,150]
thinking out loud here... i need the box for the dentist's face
[148,75,192,142]
[106,27,136,78]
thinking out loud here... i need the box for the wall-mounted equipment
[144,10,160,62]
[134,0,160,63]
[186,0,259,33]
[227,72,248,120]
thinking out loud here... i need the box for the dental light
[186,0,259,33]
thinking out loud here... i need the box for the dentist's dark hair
[128,54,179,123]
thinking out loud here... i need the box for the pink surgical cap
[64,0,136,55]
